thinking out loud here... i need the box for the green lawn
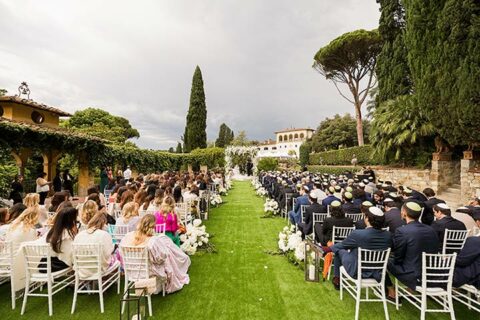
[0,180,475,319]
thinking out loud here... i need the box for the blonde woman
[154,196,180,246]
[23,193,48,225]
[120,214,191,294]
[5,207,40,295]
[74,212,115,278]
[116,201,141,232]
[80,200,98,228]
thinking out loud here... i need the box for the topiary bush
[309,145,383,166]
[257,157,279,172]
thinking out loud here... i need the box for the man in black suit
[423,188,445,225]
[354,201,373,230]
[342,192,360,213]
[297,193,325,239]
[383,198,405,234]
[453,212,480,289]
[386,202,440,300]
[324,206,392,290]
[431,203,466,251]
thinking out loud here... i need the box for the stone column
[77,152,94,197]
[10,148,32,176]
[430,153,456,194]
[460,158,480,204]
[41,150,62,181]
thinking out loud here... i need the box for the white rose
[193,219,202,227]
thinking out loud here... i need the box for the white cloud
[0,0,379,149]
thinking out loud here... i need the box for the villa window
[31,111,44,124]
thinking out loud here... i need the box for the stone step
[451,184,461,189]
[445,187,461,194]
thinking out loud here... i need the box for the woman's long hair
[173,186,183,203]
[9,207,40,231]
[120,190,134,209]
[46,207,78,253]
[160,196,175,215]
[133,214,155,245]
[121,201,139,223]
[23,193,40,208]
[81,200,98,225]
[87,211,107,232]
[154,189,165,207]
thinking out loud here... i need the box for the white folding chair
[453,284,480,314]
[418,207,425,223]
[300,205,308,224]
[442,229,468,254]
[114,209,122,220]
[312,212,329,238]
[175,203,189,225]
[120,246,166,317]
[71,244,121,313]
[381,227,390,232]
[0,241,15,309]
[21,243,75,316]
[155,223,167,235]
[283,193,293,220]
[111,225,129,244]
[395,253,457,320]
[332,226,355,244]
[340,248,391,320]
[346,213,363,223]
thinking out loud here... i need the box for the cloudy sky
[0,0,379,149]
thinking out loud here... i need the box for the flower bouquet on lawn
[256,187,268,197]
[270,225,304,268]
[218,186,228,196]
[210,194,223,207]
[180,219,216,255]
[262,198,279,218]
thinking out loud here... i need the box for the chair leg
[98,279,104,313]
[117,268,121,294]
[448,294,456,320]
[340,274,344,300]
[47,280,53,316]
[10,277,15,310]
[121,278,128,314]
[147,294,153,317]
[20,278,30,315]
[355,284,361,320]
[381,286,390,320]
[395,279,399,311]
[71,277,79,314]
[420,293,426,320]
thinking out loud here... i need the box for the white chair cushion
[31,267,72,281]
[340,266,381,287]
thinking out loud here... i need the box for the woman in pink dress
[154,196,180,246]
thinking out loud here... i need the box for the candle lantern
[120,283,148,320]
[304,239,321,282]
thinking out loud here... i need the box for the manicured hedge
[307,165,356,175]
[309,145,383,166]
[257,158,279,171]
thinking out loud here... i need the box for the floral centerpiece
[180,219,215,255]
[210,193,223,207]
[256,187,268,197]
[275,225,305,266]
[218,186,228,196]
[263,198,279,217]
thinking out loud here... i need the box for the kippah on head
[328,186,335,194]
[383,198,394,203]
[334,186,341,191]
[362,201,373,207]
[309,192,318,199]
[344,192,353,199]
[406,201,421,212]
[436,203,449,210]
[346,186,353,192]
[369,206,384,216]
[331,200,341,207]
[303,185,310,191]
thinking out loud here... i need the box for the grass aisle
[0,180,474,319]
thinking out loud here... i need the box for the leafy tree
[183,66,207,152]
[376,0,411,103]
[257,158,278,171]
[215,123,234,147]
[369,95,435,165]
[230,130,251,146]
[310,114,369,152]
[299,142,312,166]
[403,0,480,146]
[0,88,7,96]
[62,108,139,143]
[176,142,183,153]
[168,147,174,153]
[313,29,382,146]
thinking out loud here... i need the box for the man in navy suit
[431,203,466,251]
[453,212,480,289]
[383,198,405,234]
[423,188,445,225]
[322,206,392,290]
[297,192,325,239]
[322,186,341,207]
[288,185,310,225]
[386,202,440,300]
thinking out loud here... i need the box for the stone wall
[461,159,480,201]
[373,167,433,192]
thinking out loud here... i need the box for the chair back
[356,248,391,283]
[421,253,457,291]
[285,193,293,211]
[120,246,149,282]
[72,243,102,279]
[47,212,56,219]
[300,205,308,223]
[345,213,363,223]
[442,229,468,254]
[113,209,122,220]
[418,207,425,223]
[332,226,355,244]
[155,223,166,235]
[175,203,189,225]
[292,197,297,208]
[381,226,390,231]
[111,225,129,243]
[22,243,52,280]
[0,241,13,276]
[313,212,329,225]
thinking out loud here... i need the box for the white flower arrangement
[180,219,212,256]
[277,225,304,261]
[210,194,223,207]
[225,179,233,191]
[264,198,279,215]
[218,186,228,196]
[256,187,268,197]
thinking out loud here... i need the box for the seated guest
[422,188,445,225]
[155,196,181,246]
[401,188,426,223]
[48,192,69,213]
[326,206,392,290]
[116,201,141,232]
[120,214,190,294]
[315,201,353,246]
[288,185,310,225]
[37,207,78,272]
[383,198,405,234]
[354,201,374,230]
[297,192,325,239]
[452,207,477,235]
[453,212,480,289]
[431,203,466,249]
[386,202,439,300]
[183,185,200,203]
[74,211,115,278]
[311,181,327,202]
[80,200,98,228]
[467,197,480,217]
[23,193,48,226]
[342,192,359,213]
[322,186,340,207]
[372,190,384,207]
[352,189,367,207]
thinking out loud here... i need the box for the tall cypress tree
[183,66,207,152]
[176,142,183,153]
[215,123,234,147]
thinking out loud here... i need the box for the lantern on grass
[304,239,321,282]
[120,283,148,320]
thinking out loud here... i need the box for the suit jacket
[423,197,446,225]
[384,208,405,234]
[322,216,354,244]
[300,202,326,235]
[453,236,480,289]
[332,228,392,280]
[431,216,466,251]
[411,190,428,202]
[342,202,360,214]
[322,195,341,207]
[389,221,439,289]
[294,195,310,215]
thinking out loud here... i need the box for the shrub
[257,158,279,172]
[299,143,312,167]
[307,165,356,176]
[309,145,383,166]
